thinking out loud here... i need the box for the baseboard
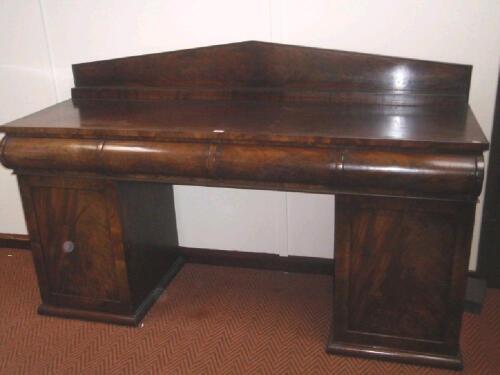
[464,276,487,314]
[178,246,334,275]
[0,234,487,311]
[1,235,480,280]
[467,270,479,278]
[0,233,481,278]
[0,233,30,250]
[0,234,481,278]
[0,235,334,275]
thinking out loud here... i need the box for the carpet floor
[0,248,499,375]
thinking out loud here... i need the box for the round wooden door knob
[62,241,75,253]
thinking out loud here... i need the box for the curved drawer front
[1,137,101,171]
[342,149,483,196]
[1,137,210,177]
[101,141,209,177]
[213,145,343,185]
[1,137,343,185]
[1,137,483,197]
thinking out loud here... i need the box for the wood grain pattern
[329,195,475,369]
[71,41,472,105]
[0,41,489,369]
[1,100,487,152]
[31,184,122,302]
[2,137,484,199]
[17,175,182,322]
[17,176,129,313]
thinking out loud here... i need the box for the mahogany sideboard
[0,41,488,370]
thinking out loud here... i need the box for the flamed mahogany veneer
[0,41,488,370]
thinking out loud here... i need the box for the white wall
[1,1,499,268]
[0,0,56,233]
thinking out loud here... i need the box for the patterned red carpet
[0,248,499,375]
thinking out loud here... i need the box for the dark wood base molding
[0,239,334,275]
[0,237,481,279]
[33,249,333,325]
[38,304,140,326]
[0,233,30,250]
[464,277,487,314]
[326,340,462,370]
[1,238,483,286]
[38,256,185,326]
[179,246,334,275]
[2,238,485,320]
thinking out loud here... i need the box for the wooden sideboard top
[1,99,487,152]
[0,41,488,152]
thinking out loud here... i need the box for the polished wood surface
[18,175,182,323]
[30,180,124,302]
[1,137,483,199]
[329,195,475,369]
[18,176,129,313]
[115,181,179,306]
[2,100,487,151]
[0,41,488,369]
[1,42,487,151]
[72,41,471,99]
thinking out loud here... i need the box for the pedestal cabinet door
[23,177,129,310]
[331,194,475,368]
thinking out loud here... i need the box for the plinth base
[38,256,184,326]
[326,339,463,370]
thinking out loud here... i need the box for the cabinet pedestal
[17,174,475,368]
[18,175,182,326]
[329,195,475,370]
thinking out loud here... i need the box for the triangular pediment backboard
[72,41,471,105]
